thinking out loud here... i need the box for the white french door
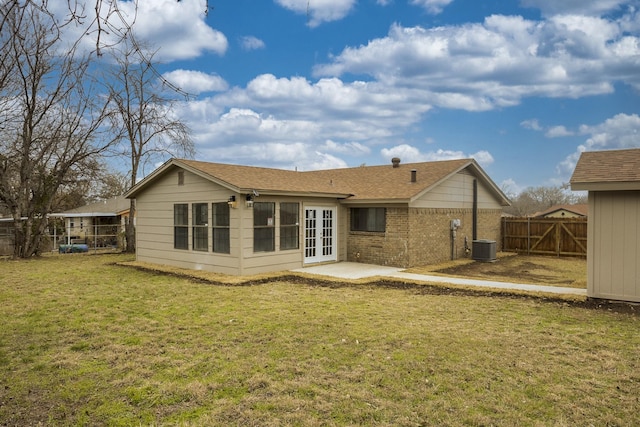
[304,207,337,264]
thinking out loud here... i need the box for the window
[280,203,299,250]
[212,202,230,254]
[192,203,208,251]
[254,202,275,252]
[174,204,189,249]
[351,208,386,232]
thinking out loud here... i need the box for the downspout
[472,179,478,241]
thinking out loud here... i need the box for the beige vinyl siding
[237,197,343,275]
[588,191,640,302]
[412,170,503,209]
[134,168,240,274]
[135,169,343,275]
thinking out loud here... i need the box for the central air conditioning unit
[472,239,496,262]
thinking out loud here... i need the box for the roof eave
[571,181,640,191]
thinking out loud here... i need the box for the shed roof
[126,158,511,205]
[532,204,588,218]
[50,196,130,217]
[571,149,640,191]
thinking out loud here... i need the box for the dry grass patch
[407,253,587,288]
[0,253,637,426]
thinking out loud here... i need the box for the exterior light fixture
[228,195,237,208]
[245,194,254,208]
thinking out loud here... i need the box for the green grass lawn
[0,254,638,426]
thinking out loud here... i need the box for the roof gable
[571,149,640,191]
[126,158,510,206]
[533,204,588,218]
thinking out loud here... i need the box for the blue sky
[73,0,640,195]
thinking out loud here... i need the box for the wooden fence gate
[502,217,587,257]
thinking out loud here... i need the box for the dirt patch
[409,254,587,288]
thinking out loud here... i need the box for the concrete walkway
[292,262,587,297]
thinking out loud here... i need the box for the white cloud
[53,0,227,61]
[240,36,266,51]
[162,70,229,94]
[500,178,524,197]
[545,125,574,138]
[274,0,357,27]
[557,113,640,177]
[322,140,371,155]
[313,10,640,110]
[410,0,455,15]
[521,119,543,131]
[380,145,495,167]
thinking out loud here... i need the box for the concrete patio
[292,262,587,297]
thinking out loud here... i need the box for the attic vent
[411,169,417,183]
[178,171,184,186]
[391,157,401,168]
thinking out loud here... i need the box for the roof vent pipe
[411,169,417,183]
[391,157,401,168]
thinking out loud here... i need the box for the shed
[570,148,640,302]
[125,157,510,275]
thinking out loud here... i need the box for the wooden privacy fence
[502,217,588,257]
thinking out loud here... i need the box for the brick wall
[346,207,410,267]
[346,207,503,268]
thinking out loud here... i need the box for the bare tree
[0,1,112,257]
[104,38,193,253]
[504,185,588,217]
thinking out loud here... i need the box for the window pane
[192,227,208,251]
[350,208,385,232]
[280,203,299,225]
[174,227,188,249]
[174,204,189,249]
[213,228,230,253]
[213,202,229,227]
[192,203,208,251]
[174,204,188,226]
[254,227,275,252]
[212,202,230,254]
[280,225,299,250]
[254,202,275,226]
[193,203,208,226]
[280,203,299,250]
[254,202,275,252]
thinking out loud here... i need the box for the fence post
[527,217,530,255]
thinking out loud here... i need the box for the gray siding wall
[588,191,640,302]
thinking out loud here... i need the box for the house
[50,196,131,249]
[570,148,640,303]
[532,204,588,219]
[125,157,511,275]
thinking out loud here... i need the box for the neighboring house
[126,157,510,275]
[50,196,131,249]
[570,148,640,303]
[532,204,588,218]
